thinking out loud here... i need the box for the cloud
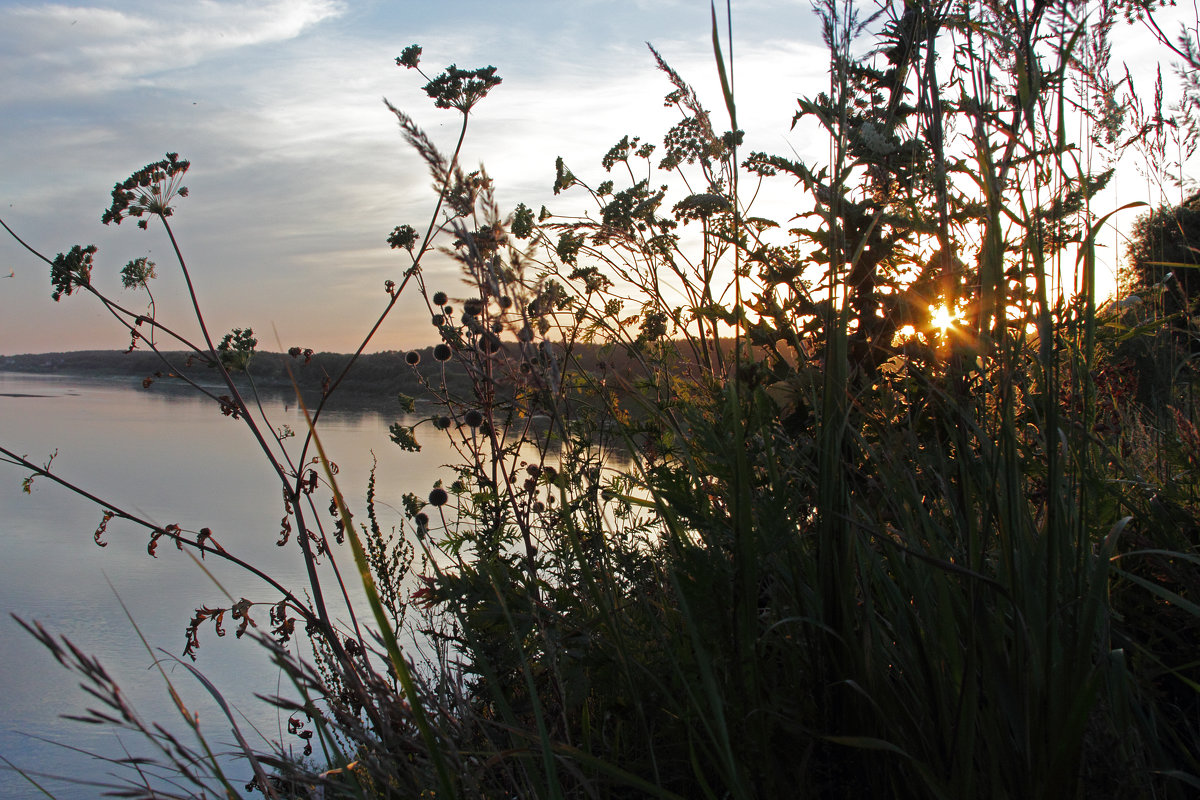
[0,0,344,103]
[0,0,831,355]
[0,0,878,352]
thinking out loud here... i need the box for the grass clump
[5,1,1200,798]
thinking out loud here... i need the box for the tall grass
[4,1,1200,797]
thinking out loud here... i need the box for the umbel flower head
[420,64,501,112]
[50,244,97,301]
[102,153,190,229]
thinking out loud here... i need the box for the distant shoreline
[0,343,625,409]
[0,349,445,407]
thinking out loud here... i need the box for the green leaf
[711,2,737,131]
[388,423,421,452]
[820,735,911,757]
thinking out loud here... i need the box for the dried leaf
[93,510,114,547]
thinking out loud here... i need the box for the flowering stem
[157,217,291,481]
[296,111,473,460]
[0,443,315,628]
[156,216,362,691]
[0,217,53,265]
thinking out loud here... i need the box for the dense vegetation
[5,1,1200,798]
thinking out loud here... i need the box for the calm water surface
[0,373,454,798]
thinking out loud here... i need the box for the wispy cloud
[0,0,344,103]
[12,1,1180,355]
[0,1,832,353]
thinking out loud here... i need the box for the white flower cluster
[859,121,899,155]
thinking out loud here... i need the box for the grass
[4,1,1200,797]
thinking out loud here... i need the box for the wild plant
[0,46,510,798]
[422,1,1200,797]
[5,1,1200,798]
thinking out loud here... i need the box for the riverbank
[0,348,489,414]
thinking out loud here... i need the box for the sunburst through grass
[929,303,963,332]
[894,304,966,346]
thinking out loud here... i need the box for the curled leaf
[93,510,114,547]
[231,598,257,638]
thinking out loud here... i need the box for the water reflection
[0,373,455,798]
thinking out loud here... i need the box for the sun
[929,304,962,332]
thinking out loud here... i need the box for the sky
[0,0,1193,356]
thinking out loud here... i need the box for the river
[0,372,456,798]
